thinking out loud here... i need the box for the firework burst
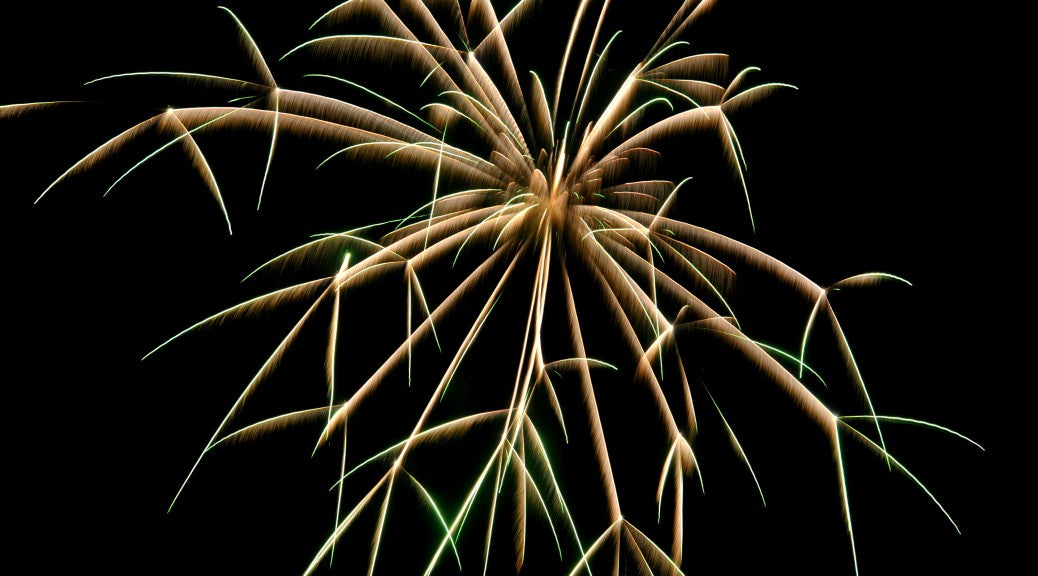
[11,1,982,574]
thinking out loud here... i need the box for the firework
[12,1,981,574]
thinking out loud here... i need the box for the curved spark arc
[15,1,974,574]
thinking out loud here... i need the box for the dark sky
[3,1,1001,574]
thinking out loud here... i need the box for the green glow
[482,452,503,576]
[315,142,381,169]
[598,208,669,265]
[218,6,277,87]
[420,102,486,134]
[538,372,569,442]
[835,426,860,576]
[659,237,741,329]
[382,141,487,164]
[831,271,913,289]
[454,198,527,266]
[730,335,828,388]
[318,140,486,171]
[607,97,674,138]
[168,111,233,235]
[509,443,564,560]
[330,411,509,489]
[398,187,503,231]
[242,226,401,284]
[258,87,279,210]
[839,421,961,534]
[721,113,748,170]
[492,205,535,250]
[642,40,691,70]
[423,440,506,576]
[705,386,766,507]
[525,418,591,574]
[498,0,527,25]
[529,71,554,145]
[721,66,762,101]
[594,231,662,340]
[637,78,702,108]
[830,310,889,468]
[438,89,526,151]
[408,268,442,353]
[420,61,446,89]
[103,109,237,202]
[558,120,570,174]
[799,292,826,379]
[309,0,360,30]
[282,34,444,62]
[688,439,706,495]
[719,110,754,232]
[404,470,463,570]
[303,474,389,576]
[327,253,349,423]
[407,271,414,385]
[425,126,447,250]
[306,73,437,130]
[84,70,260,88]
[331,421,348,567]
[723,81,799,108]
[457,34,472,53]
[580,226,652,241]
[650,177,692,230]
[840,416,983,451]
[455,447,497,540]
[657,439,679,522]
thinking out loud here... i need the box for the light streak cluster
[13,1,981,574]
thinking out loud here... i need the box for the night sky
[3,1,1000,574]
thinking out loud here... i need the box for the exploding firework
[9,1,983,574]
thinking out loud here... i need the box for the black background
[3,1,1005,574]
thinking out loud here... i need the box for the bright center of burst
[525,167,572,230]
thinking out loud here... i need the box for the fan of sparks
[14,0,982,574]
